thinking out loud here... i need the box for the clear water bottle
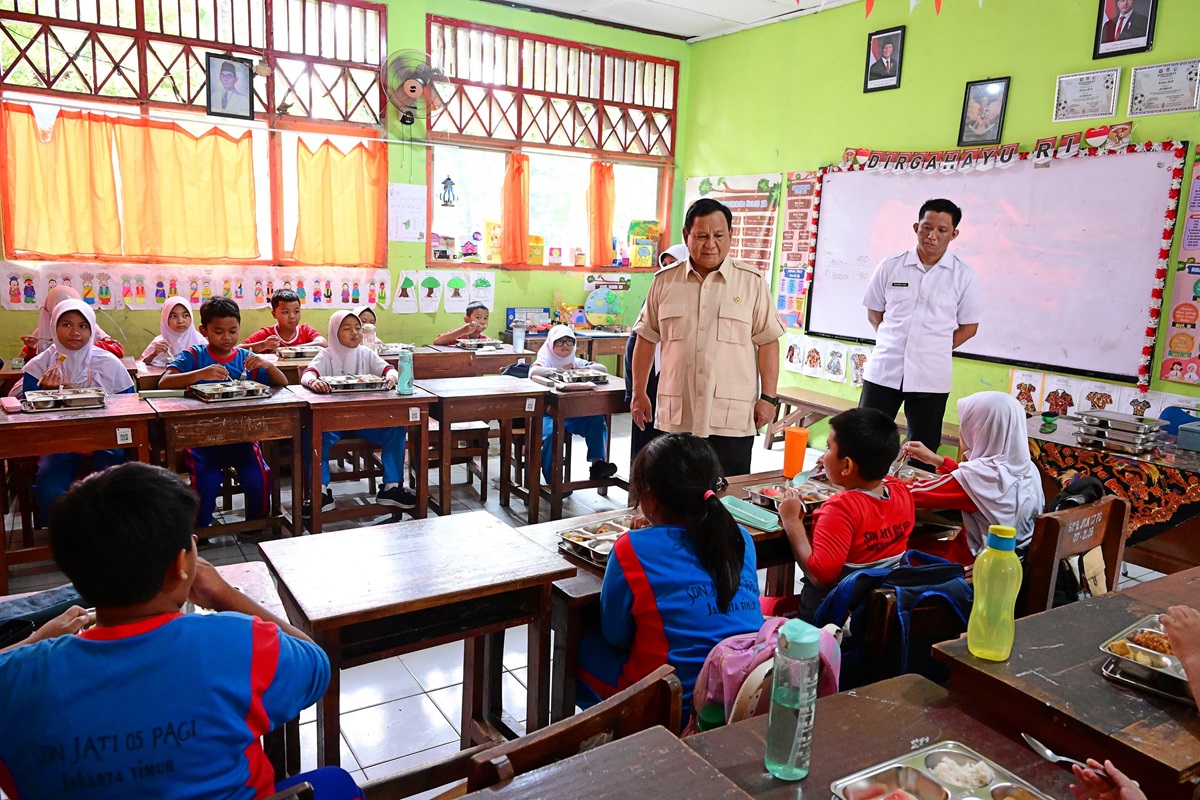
[512,317,526,352]
[764,618,820,781]
[967,524,1023,661]
[361,322,378,351]
[395,349,414,396]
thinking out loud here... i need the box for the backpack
[813,551,973,690]
[1045,476,1108,607]
[500,362,530,379]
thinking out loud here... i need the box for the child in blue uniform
[530,325,618,483]
[576,433,763,722]
[0,462,361,800]
[22,299,135,519]
[159,297,289,528]
[300,310,415,514]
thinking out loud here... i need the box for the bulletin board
[805,147,1183,383]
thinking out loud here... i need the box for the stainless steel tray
[558,368,609,384]
[454,337,504,350]
[1073,434,1158,456]
[744,480,837,511]
[556,514,634,565]
[831,740,1054,800]
[377,343,414,355]
[276,345,323,360]
[1075,424,1162,445]
[188,381,271,402]
[1078,410,1166,434]
[22,388,106,412]
[325,375,389,392]
[1098,614,1189,685]
[1101,656,1195,707]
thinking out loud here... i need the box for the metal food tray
[744,480,837,511]
[1101,657,1195,707]
[1077,410,1166,434]
[1098,614,1189,685]
[324,375,389,392]
[892,465,927,485]
[832,740,1054,800]
[377,343,414,355]
[557,515,633,565]
[1075,423,1162,445]
[188,381,271,402]
[1073,434,1157,456]
[558,368,609,384]
[276,345,323,360]
[22,388,106,412]
[454,337,504,350]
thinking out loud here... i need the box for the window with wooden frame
[425,16,677,270]
[0,0,388,265]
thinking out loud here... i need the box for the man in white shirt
[860,198,983,458]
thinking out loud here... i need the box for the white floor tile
[400,640,465,691]
[340,657,424,712]
[297,721,360,772]
[340,693,459,768]
[360,741,463,783]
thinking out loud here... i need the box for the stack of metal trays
[1073,410,1165,457]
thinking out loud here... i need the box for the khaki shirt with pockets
[633,257,784,438]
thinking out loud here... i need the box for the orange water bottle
[783,426,809,480]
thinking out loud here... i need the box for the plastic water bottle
[512,318,526,352]
[764,619,820,781]
[395,349,413,396]
[967,524,1023,661]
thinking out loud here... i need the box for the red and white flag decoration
[842,0,985,17]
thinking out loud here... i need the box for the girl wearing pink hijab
[19,286,124,360]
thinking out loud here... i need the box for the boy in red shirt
[242,289,327,353]
[778,407,914,622]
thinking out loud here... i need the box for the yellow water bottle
[967,524,1023,661]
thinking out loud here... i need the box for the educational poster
[441,271,469,314]
[1160,392,1200,413]
[1042,375,1082,416]
[1164,145,1200,384]
[468,271,495,308]
[801,338,826,379]
[1079,380,1120,412]
[848,346,872,387]
[2,263,42,311]
[1008,369,1045,416]
[1118,386,1161,418]
[387,183,426,243]
[415,271,442,314]
[776,267,808,330]
[823,342,847,383]
[685,173,782,278]
[783,334,804,374]
[392,271,419,314]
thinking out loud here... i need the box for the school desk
[257,512,574,767]
[146,389,304,540]
[1027,415,1200,574]
[576,329,631,377]
[764,385,963,451]
[416,376,550,524]
[540,382,630,520]
[427,344,534,376]
[0,394,156,594]
[287,385,436,533]
[686,674,1075,800]
[934,567,1200,800]
[0,355,139,396]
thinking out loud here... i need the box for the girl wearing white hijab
[300,310,413,515]
[19,285,124,360]
[906,391,1044,556]
[23,299,135,519]
[530,325,617,483]
[141,297,207,366]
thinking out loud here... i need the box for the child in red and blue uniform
[576,434,763,721]
[0,462,362,799]
[159,297,289,528]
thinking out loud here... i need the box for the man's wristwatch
[759,393,780,406]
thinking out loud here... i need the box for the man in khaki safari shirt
[630,198,785,477]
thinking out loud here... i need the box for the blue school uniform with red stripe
[0,612,328,799]
[167,345,273,527]
[576,524,763,720]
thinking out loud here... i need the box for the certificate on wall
[1053,68,1120,122]
[1129,60,1200,117]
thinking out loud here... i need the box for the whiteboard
[806,150,1176,381]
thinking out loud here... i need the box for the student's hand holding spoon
[901,440,941,467]
[200,364,229,382]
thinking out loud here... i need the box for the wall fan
[384,50,451,126]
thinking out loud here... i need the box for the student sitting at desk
[530,325,618,482]
[140,297,206,367]
[432,301,489,345]
[22,299,136,520]
[352,305,377,326]
[300,310,416,515]
[576,434,763,722]
[158,298,289,528]
[906,392,1044,562]
[778,407,915,622]
[242,289,326,354]
[0,462,363,800]
[19,285,124,361]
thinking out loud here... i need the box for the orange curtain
[115,120,258,258]
[501,152,529,264]
[587,161,616,266]
[293,139,386,266]
[4,104,121,256]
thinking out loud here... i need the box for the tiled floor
[3,413,787,787]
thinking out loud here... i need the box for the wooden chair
[861,587,969,686]
[410,419,491,502]
[360,665,682,799]
[1022,495,1129,617]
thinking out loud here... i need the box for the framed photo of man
[957,77,1010,147]
[205,54,255,120]
[864,26,904,93]
[1093,0,1157,60]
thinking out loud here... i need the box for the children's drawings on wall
[848,346,872,388]
[441,271,469,314]
[392,271,419,314]
[468,271,495,309]
[1008,370,1045,416]
[824,343,846,383]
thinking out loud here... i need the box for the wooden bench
[764,385,961,450]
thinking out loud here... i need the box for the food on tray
[1130,629,1173,655]
[594,523,624,535]
[760,487,783,498]
[590,540,614,555]
[882,792,919,800]
[930,757,994,788]
[893,467,923,485]
[561,532,589,543]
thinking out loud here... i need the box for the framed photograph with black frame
[864,26,904,93]
[1093,0,1157,60]
[205,54,255,120]
[958,77,1010,147]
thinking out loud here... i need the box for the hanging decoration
[857,0,984,17]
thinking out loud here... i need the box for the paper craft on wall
[1042,375,1082,416]
[801,338,826,379]
[1118,386,1161,418]
[469,271,495,308]
[1078,381,1120,412]
[824,342,847,383]
[392,272,419,314]
[441,271,469,313]
[416,272,442,314]
[3,265,40,311]
[1008,369,1045,416]
[1159,392,1200,413]
[388,183,427,243]
[848,346,872,387]
[783,333,805,374]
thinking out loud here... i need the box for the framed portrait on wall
[958,77,1010,147]
[205,54,255,120]
[863,26,904,93]
[1093,0,1157,60]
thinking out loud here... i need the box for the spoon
[788,467,815,488]
[1022,734,1113,780]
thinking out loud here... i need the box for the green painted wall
[678,0,1200,445]
[0,0,689,370]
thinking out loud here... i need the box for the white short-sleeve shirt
[862,249,983,394]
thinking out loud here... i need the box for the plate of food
[324,375,390,392]
[276,345,324,360]
[1100,614,1189,685]
[745,481,837,511]
[188,381,271,402]
[454,337,504,350]
[21,387,106,413]
[833,741,1054,800]
[557,368,609,385]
